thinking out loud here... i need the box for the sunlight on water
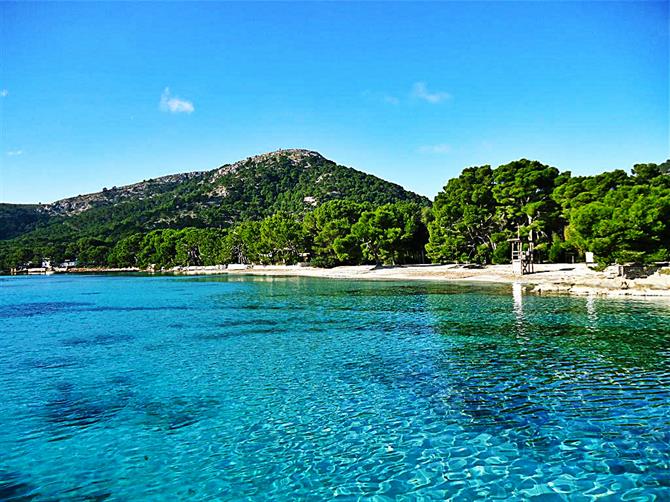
[1,275,669,500]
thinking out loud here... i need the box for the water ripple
[0,276,668,500]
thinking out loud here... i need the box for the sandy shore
[170,263,670,298]
[32,262,669,298]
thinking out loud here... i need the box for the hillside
[0,204,51,240]
[2,153,668,272]
[0,148,428,249]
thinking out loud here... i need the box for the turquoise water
[1,275,669,501]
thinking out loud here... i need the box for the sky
[0,1,668,203]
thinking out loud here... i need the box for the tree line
[0,201,428,270]
[1,158,667,271]
[427,159,669,266]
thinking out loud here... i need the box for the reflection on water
[512,281,523,313]
[0,275,669,500]
[512,281,524,337]
[586,293,598,327]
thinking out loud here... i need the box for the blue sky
[1,1,667,203]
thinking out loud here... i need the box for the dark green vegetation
[0,204,50,240]
[1,149,667,271]
[0,150,428,270]
[427,159,670,265]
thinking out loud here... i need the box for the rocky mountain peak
[239,148,326,166]
[212,148,327,179]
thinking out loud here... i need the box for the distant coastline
[18,263,670,298]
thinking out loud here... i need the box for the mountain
[0,148,429,244]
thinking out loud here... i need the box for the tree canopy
[427,159,669,265]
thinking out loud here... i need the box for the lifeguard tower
[508,235,535,275]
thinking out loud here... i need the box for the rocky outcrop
[210,149,325,181]
[42,171,204,216]
[531,270,670,297]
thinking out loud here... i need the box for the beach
[165,263,670,298]
[42,262,670,298]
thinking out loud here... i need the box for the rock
[531,282,572,294]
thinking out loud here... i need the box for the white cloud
[411,82,451,104]
[6,149,23,157]
[159,87,194,114]
[365,83,451,106]
[383,95,400,105]
[0,89,8,97]
[418,144,452,154]
[362,90,400,105]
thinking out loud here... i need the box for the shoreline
[223,263,670,298]
[27,262,670,298]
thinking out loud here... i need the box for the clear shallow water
[1,275,669,501]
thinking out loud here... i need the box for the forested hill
[2,153,668,272]
[0,149,428,242]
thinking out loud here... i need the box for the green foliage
[303,200,370,266]
[552,162,670,265]
[173,228,227,266]
[137,230,179,268]
[108,234,142,267]
[0,204,49,240]
[428,160,562,264]
[347,202,427,265]
[427,165,497,263]
[428,159,670,266]
[0,150,428,272]
[221,221,262,265]
[552,170,629,218]
[547,233,578,263]
[568,183,670,264]
[491,241,511,265]
[259,212,306,265]
[492,159,562,243]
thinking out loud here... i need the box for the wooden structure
[508,237,535,275]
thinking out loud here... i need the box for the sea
[1,274,669,500]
